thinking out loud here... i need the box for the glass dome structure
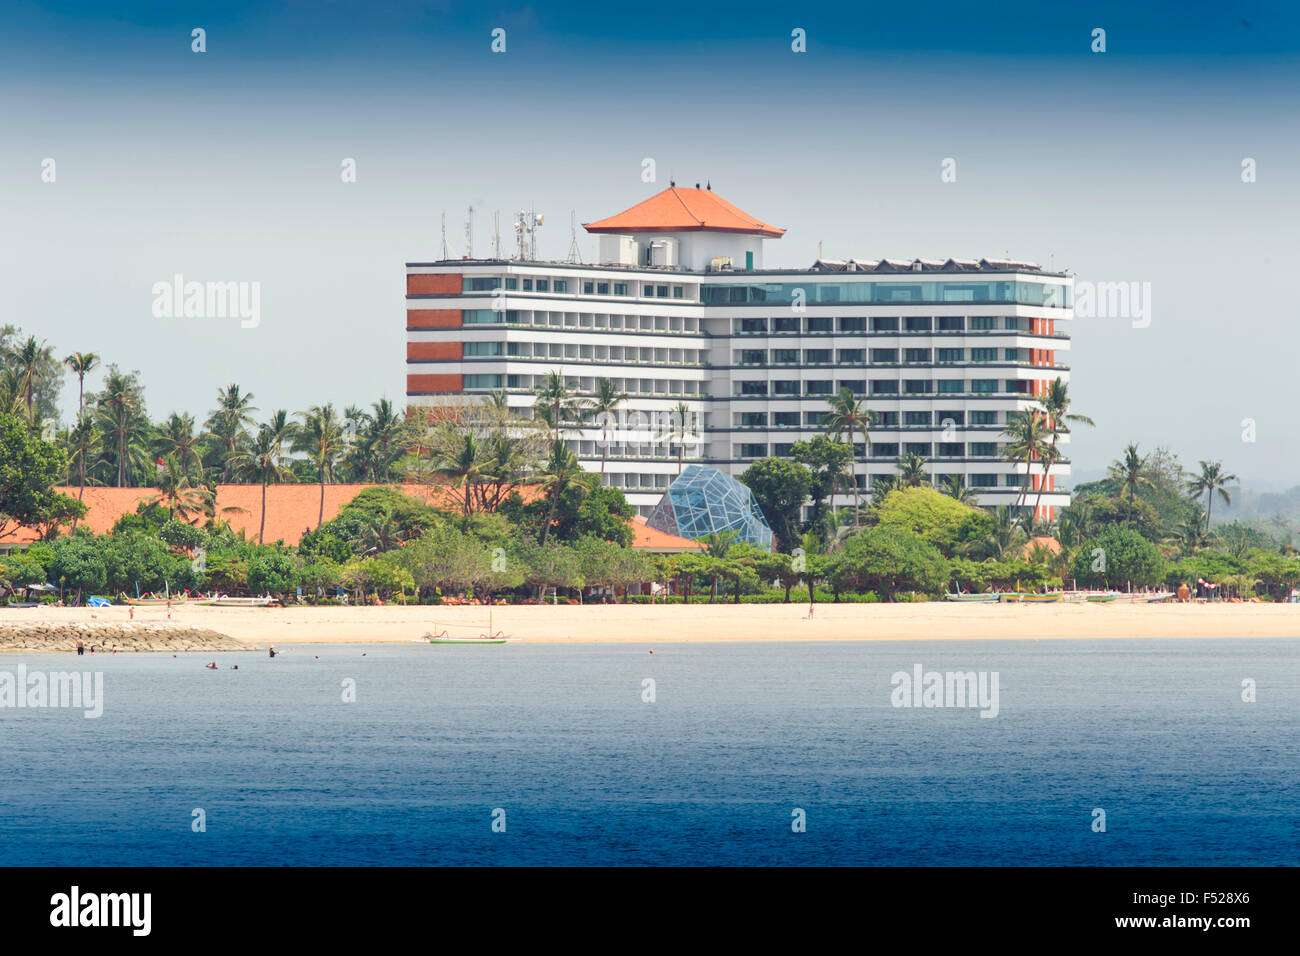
[646,465,773,549]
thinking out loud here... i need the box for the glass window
[739,381,768,396]
[838,380,867,394]
[773,380,800,395]
[582,281,594,294]
[773,316,801,333]
[552,280,566,293]
[739,317,768,333]
[938,443,964,457]
[643,285,656,297]
[872,380,899,395]
[773,349,799,364]
[463,341,503,356]
[971,410,997,425]
[970,473,998,487]
[739,443,767,458]
[535,279,549,292]
[972,348,997,362]
[871,349,898,364]
[937,411,964,425]
[806,316,833,333]
[969,443,996,456]
[740,349,766,365]
[903,380,932,394]
[774,411,800,427]
[937,348,964,363]
[838,317,866,332]
[905,443,931,456]
[596,282,609,295]
[740,412,767,427]
[971,380,998,394]
[804,411,830,427]
[522,279,533,291]
[937,316,964,331]
[937,380,963,394]
[872,443,900,458]
[657,285,668,297]
[805,349,832,364]
[904,348,931,363]
[613,283,628,296]
[463,310,503,324]
[838,349,865,364]
[505,278,518,290]
[904,411,931,426]
[464,374,503,389]
[462,277,501,291]
[904,316,932,332]
[806,380,833,395]
[871,316,899,332]
[969,316,995,330]
[876,411,899,426]
[1004,348,1021,361]
[673,286,684,298]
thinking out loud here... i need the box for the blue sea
[1,640,1297,866]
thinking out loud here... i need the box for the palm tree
[668,401,693,476]
[94,368,148,487]
[1001,410,1052,514]
[434,432,487,516]
[940,473,980,506]
[205,384,258,481]
[533,371,579,442]
[1107,443,1154,520]
[154,412,205,482]
[870,474,898,500]
[146,456,212,521]
[233,426,295,544]
[63,351,100,420]
[1187,460,1238,533]
[292,404,345,527]
[364,399,407,481]
[10,335,52,420]
[64,416,98,529]
[583,377,626,476]
[896,452,929,488]
[825,387,874,525]
[1033,378,1093,519]
[536,438,589,545]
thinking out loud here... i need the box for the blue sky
[2,1,1297,482]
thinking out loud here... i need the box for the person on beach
[76,638,84,656]
[128,606,134,620]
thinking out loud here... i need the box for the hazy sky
[2,1,1296,483]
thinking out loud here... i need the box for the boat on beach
[124,596,186,606]
[1000,592,1063,603]
[944,593,999,603]
[193,596,280,607]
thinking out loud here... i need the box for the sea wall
[0,622,248,653]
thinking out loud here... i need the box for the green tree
[583,378,626,476]
[63,351,100,420]
[293,403,346,528]
[873,486,992,557]
[824,387,873,524]
[1070,525,1164,588]
[1187,460,1238,533]
[739,457,812,554]
[0,412,78,541]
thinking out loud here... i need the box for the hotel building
[406,186,1073,519]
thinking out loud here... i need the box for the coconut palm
[896,452,929,488]
[63,351,100,420]
[205,384,258,480]
[233,426,295,544]
[146,456,212,522]
[668,401,694,476]
[434,432,488,516]
[583,377,626,476]
[824,387,874,525]
[93,367,149,486]
[292,403,345,527]
[8,335,53,420]
[536,438,589,545]
[870,474,898,501]
[364,398,408,481]
[1001,410,1052,513]
[154,412,205,482]
[1033,378,1093,519]
[533,370,580,442]
[1107,443,1154,520]
[1187,460,1238,533]
[940,473,980,506]
[64,416,98,529]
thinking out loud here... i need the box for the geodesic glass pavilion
[646,465,773,549]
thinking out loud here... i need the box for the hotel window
[462,277,501,291]
[552,280,567,293]
[804,411,830,426]
[873,443,900,458]
[673,286,684,298]
[905,316,932,332]
[535,279,549,292]
[464,374,503,389]
[905,443,931,457]
[613,283,629,296]
[522,279,533,291]
[871,316,899,332]
[1004,348,1021,361]
[903,380,932,394]
[773,316,800,333]
[938,316,964,331]
[969,316,996,330]
[1005,380,1030,394]
[871,349,898,364]
[740,412,768,428]
[656,285,668,297]
[773,381,800,396]
[838,349,865,364]
[971,380,998,394]
[938,443,965,458]
[739,381,768,396]
[583,281,594,294]
[773,349,799,364]
[463,310,502,324]
[806,316,833,333]
[1006,473,1024,487]
[773,443,794,457]
[597,282,610,295]
[739,317,768,333]
[838,316,866,333]
[463,342,503,356]
[970,473,999,487]
[643,285,656,297]
[938,411,964,426]
[937,348,964,363]
[506,375,522,388]
[937,380,963,394]
[972,348,997,363]
[904,348,931,363]
[774,411,800,427]
[872,381,899,395]
[838,380,867,394]
[904,411,931,426]
[739,443,767,458]
[806,381,833,396]
[969,442,997,457]
[876,411,899,427]
[505,278,518,290]
[740,349,766,365]
[970,410,998,425]
[805,349,832,364]
[1004,317,1022,330]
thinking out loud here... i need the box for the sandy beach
[2,601,1298,647]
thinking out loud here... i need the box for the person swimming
[205,662,218,670]
[268,646,278,658]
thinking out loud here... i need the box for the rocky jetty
[0,622,248,653]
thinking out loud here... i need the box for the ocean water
[1,639,1297,866]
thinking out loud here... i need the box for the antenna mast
[566,210,582,263]
[493,211,502,259]
[465,205,475,259]
[440,213,449,260]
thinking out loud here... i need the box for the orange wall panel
[406,273,462,295]
[407,341,462,361]
[407,309,462,328]
[406,373,463,393]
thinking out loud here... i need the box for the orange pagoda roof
[584,186,785,238]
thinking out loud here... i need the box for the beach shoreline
[2,602,1298,648]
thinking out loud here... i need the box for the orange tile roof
[5,484,683,551]
[630,515,704,553]
[584,186,785,238]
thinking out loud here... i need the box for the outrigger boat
[125,595,186,606]
[943,592,999,603]
[194,596,279,607]
[1000,592,1063,603]
[422,611,516,644]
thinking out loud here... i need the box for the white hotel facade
[406,186,1073,519]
